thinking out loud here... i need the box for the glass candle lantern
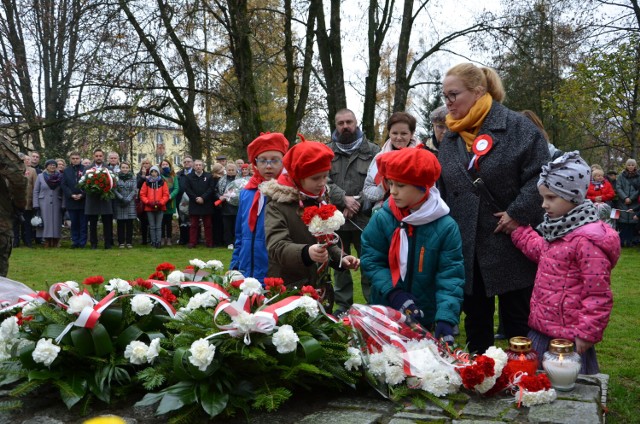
[542,338,581,391]
[506,336,539,376]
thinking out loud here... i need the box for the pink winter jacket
[511,221,620,343]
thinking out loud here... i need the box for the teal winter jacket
[361,197,465,327]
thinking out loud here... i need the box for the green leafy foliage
[252,386,292,412]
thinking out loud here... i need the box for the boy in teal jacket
[360,146,465,344]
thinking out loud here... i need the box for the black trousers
[161,214,173,239]
[463,258,533,354]
[117,219,133,245]
[222,214,236,246]
[87,214,113,248]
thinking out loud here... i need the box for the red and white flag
[610,209,621,219]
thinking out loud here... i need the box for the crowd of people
[3,62,637,377]
[11,149,250,250]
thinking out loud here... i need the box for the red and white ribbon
[149,279,230,300]
[0,291,51,314]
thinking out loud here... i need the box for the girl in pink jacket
[511,151,620,374]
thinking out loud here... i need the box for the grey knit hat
[538,151,590,204]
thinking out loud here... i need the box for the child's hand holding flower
[309,244,328,263]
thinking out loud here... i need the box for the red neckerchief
[245,167,267,233]
[387,192,428,287]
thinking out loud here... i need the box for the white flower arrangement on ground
[239,278,263,296]
[473,346,508,394]
[124,338,161,365]
[66,293,95,314]
[131,295,154,316]
[182,292,218,312]
[166,270,185,285]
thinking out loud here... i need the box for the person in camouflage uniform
[0,135,28,277]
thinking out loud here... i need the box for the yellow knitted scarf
[445,93,493,152]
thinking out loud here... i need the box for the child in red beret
[360,146,465,344]
[230,132,289,282]
[261,137,360,306]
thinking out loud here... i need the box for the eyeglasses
[255,158,282,166]
[441,90,466,103]
[433,123,447,131]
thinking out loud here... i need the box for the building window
[173,154,181,166]
[156,132,164,145]
[137,153,147,164]
[173,134,181,146]
[156,154,164,164]
[137,132,146,145]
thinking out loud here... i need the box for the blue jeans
[147,211,163,245]
[67,209,87,247]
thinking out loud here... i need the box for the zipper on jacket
[418,246,425,273]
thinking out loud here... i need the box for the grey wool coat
[114,176,138,220]
[438,101,550,297]
[33,173,63,238]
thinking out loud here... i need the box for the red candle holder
[506,336,539,376]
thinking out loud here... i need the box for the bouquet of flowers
[215,177,249,207]
[301,204,345,273]
[0,260,358,421]
[343,304,557,416]
[78,167,118,200]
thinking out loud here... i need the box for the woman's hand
[493,211,519,235]
[309,244,328,263]
[341,255,360,270]
[575,337,594,355]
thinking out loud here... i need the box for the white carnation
[233,311,257,333]
[166,270,185,285]
[297,296,319,318]
[520,388,557,407]
[67,293,94,314]
[385,364,406,385]
[0,341,12,360]
[271,325,299,354]
[105,278,132,294]
[21,302,38,317]
[476,375,498,394]
[58,281,79,298]
[223,270,245,284]
[239,278,263,296]
[368,352,387,376]
[32,338,60,366]
[485,346,508,375]
[344,347,362,371]
[124,340,149,365]
[381,344,403,367]
[146,338,161,364]
[184,292,218,311]
[189,259,207,269]
[206,260,224,272]
[188,338,215,371]
[0,316,19,340]
[131,295,154,316]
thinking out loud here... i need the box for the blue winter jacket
[361,199,465,327]
[230,188,268,282]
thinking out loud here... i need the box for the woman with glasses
[230,133,289,282]
[437,63,550,355]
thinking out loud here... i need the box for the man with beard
[327,108,380,315]
[84,148,114,249]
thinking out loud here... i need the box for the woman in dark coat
[437,63,550,354]
[615,158,640,247]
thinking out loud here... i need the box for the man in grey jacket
[328,108,380,314]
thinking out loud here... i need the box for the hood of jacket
[259,179,300,204]
[563,221,621,267]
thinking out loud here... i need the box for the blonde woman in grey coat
[114,162,137,248]
[32,160,63,247]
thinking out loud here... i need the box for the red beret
[376,145,441,189]
[282,136,334,181]
[247,132,290,164]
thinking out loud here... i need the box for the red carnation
[83,275,105,286]
[131,278,153,289]
[475,355,496,377]
[301,207,318,225]
[156,262,176,273]
[185,265,195,270]
[300,285,319,300]
[459,366,485,389]
[230,279,243,289]
[318,204,337,220]
[148,271,165,281]
[264,277,285,293]
[159,288,177,304]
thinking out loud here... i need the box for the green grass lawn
[6,242,639,422]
